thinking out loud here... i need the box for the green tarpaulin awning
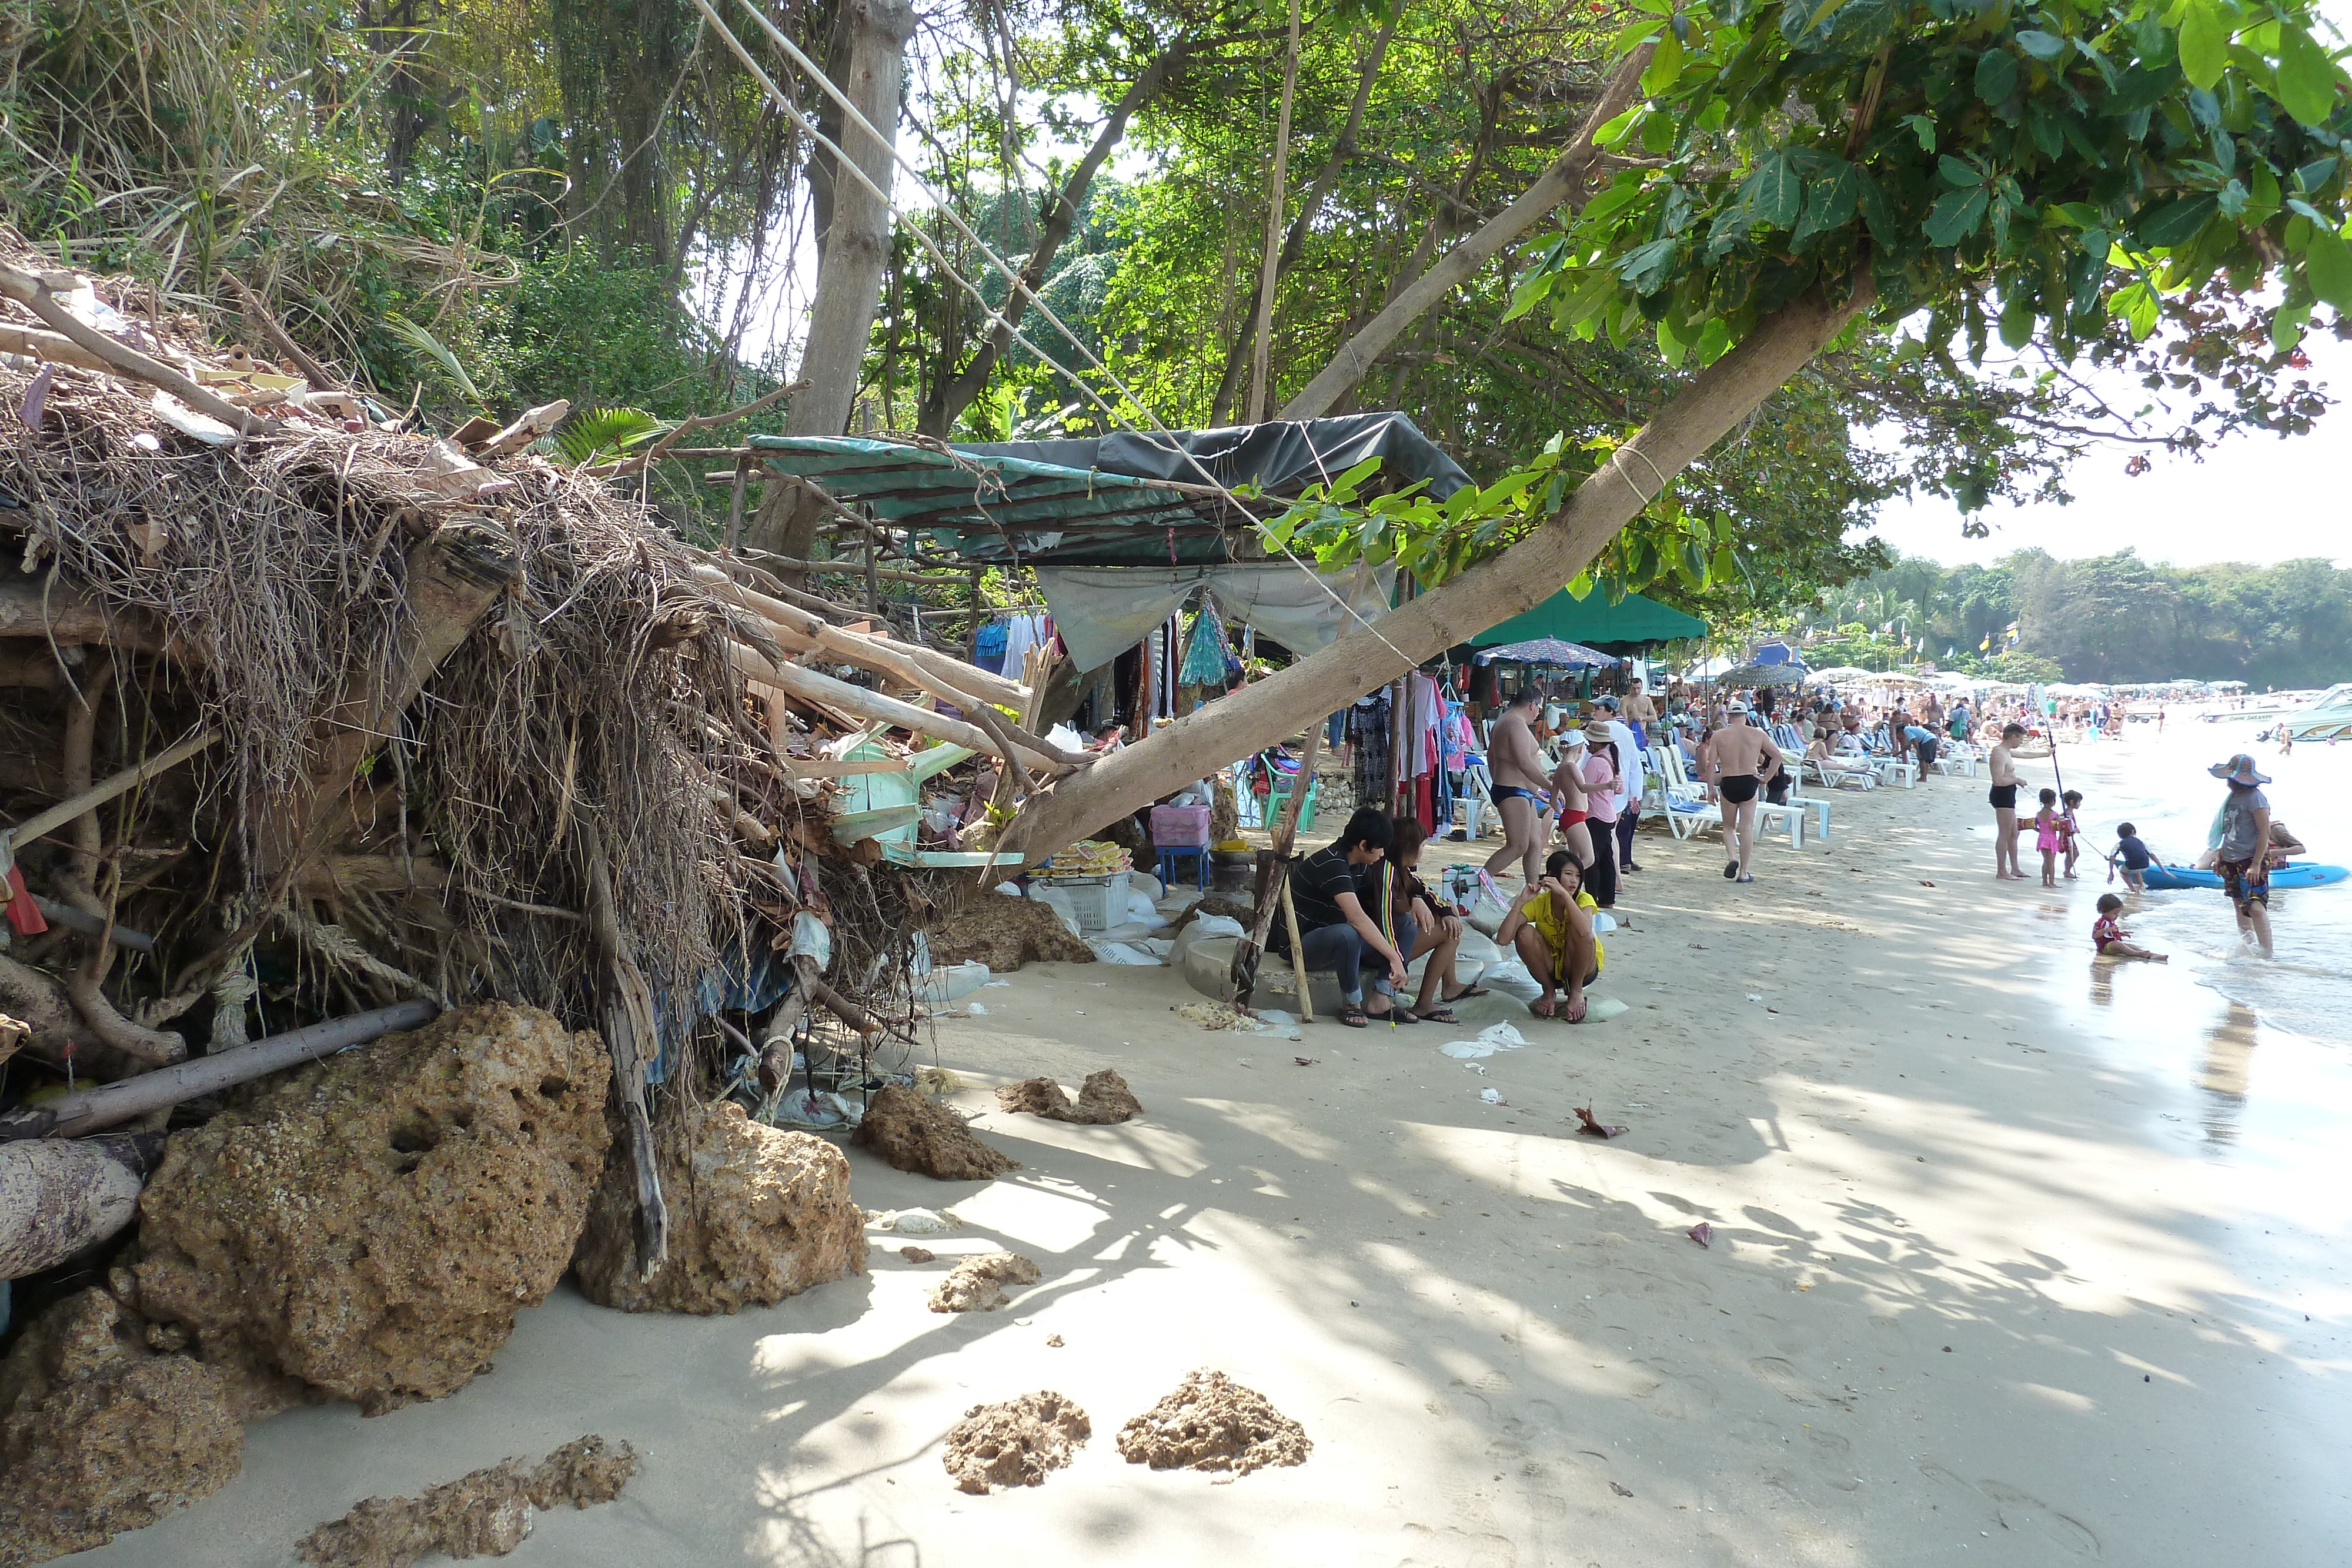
[1466,590,1705,649]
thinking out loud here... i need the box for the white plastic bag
[1187,914,1247,941]
[1088,940,1160,965]
[1479,958,1545,1002]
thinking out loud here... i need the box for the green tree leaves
[2274,24,2341,126]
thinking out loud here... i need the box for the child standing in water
[2059,789,2084,880]
[2092,893,2167,961]
[2033,788,2062,887]
[2112,822,2153,892]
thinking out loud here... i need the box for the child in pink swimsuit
[2033,788,2062,887]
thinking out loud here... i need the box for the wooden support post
[1279,876,1313,1024]
[1230,728,1321,1005]
[723,454,751,557]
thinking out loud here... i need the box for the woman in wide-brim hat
[2207,752,2276,958]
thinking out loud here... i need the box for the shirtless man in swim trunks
[1987,721,2027,880]
[1484,687,1555,885]
[1700,703,1783,883]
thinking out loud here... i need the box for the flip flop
[1337,1005,1369,1029]
[1723,861,1740,880]
[1445,983,1491,1001]
[1413,1006,1459,1025]
[1530,997,1558,1019]
[1563,995,1588,1024]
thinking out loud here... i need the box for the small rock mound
[1115,1370,1311,1476]
[294,1434,637,1567]
[928,891,1095,971]
[0,1288,245,1564]
[899,1245,936,1263]
[131,1002,612,1414]
[854,1083,1018,1181]
[941,1391,1090,1494]
[927,1251,1040,1313]
[993,1069,1141,1125]
[573,1101,865,1313]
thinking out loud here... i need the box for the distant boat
[2284,683,2352,742]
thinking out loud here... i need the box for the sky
[1853,323,2352,571]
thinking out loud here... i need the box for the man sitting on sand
[1482,687,1554,887]
[1495,850,1602,1023]
[1268,807,1412,1028]
[1698,703,1783,883]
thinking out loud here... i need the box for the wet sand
[79,732,2352,1566]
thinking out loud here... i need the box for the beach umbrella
[1808,665,1875,682]
[1715,661,1808,687]
[1471,637,1620,668]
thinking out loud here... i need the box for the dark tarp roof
[1466,589,1706,649]
[746,413,1471,567]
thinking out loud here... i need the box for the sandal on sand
[1723,861,1741,880]
[1530,997,1559,1019]
[1737,874,1755,884]
[1414,1005,1459,1025]
[1445,983,1491,1001]
[1563,995,1588,1024]
[1337,1005,1369,1028]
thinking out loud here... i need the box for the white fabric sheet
[1036,561,1396,674]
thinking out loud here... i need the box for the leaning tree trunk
[748,0,918,573]
[1014,280,1876,863]
[1275,42,1652,424]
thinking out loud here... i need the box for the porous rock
[941,1391,1089,1494]
[0,1288,243,1566]
[927,1250,1040,1313]
[132,1002,611,1414]
[295,1433,638,1567]
[927,891,1095,971]
[854,1083,1018,1181]
[993,1069,1141,1125]
[1115,1369,1312,1476]
[573,1101,864,1313]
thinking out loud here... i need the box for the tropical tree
[1013,0,2352,858]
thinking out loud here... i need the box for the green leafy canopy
[1274,0,2352,604]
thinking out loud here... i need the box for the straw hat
[2208,753,2271,787]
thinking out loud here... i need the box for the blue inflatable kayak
[2141,860,2348,891]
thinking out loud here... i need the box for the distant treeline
[1806,549,2352,689]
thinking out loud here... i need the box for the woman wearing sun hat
[2209,752,2276,959]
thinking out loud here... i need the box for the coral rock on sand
[900,1245,936,1263]
[928,891,1095,971]
[941,1391,1090,1494]
[1116,1370,1312,1476]
[994,1069,1142,1125]
[854,1083,1019,1181]
[131,1002,611,1415]
[295,1434,638,1567]
[0,1289,244,1566]
[927,1251,1041,1313]
[573,1101,864,1313]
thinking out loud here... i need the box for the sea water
[2034,710,2351,1045]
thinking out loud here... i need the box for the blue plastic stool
[1157,846,1209,895]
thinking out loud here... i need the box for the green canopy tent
[1465,589,1705,650]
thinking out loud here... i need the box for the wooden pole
[0,999,439,1140]
[1229,727,1321,1003]
[723,454,751,557]
[1279,876,1313,1024]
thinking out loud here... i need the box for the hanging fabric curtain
[1034,561,1396,673]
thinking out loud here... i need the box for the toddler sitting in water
[2092,893,2167,962]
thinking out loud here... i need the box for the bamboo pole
[0,999,440,1140]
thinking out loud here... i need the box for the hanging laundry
[1180,599,1235,687]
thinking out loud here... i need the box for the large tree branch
[1277,44,1652,423]
[1016,279,1875,861]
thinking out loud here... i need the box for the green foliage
[550,407,668,464]
[1808,547,2352,686]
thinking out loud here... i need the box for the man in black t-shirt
[1268,807,1409,1027]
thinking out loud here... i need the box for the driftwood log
[0,1133,161,1278]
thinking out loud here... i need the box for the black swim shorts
[1988,784,2019,810]
[1718,775,1760,804]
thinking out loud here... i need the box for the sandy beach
[75,726,2352,1567]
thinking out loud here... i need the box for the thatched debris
[927,890,1096,970]
[293,1434,639,1567]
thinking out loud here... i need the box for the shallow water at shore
[1970,711,2351,1044]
